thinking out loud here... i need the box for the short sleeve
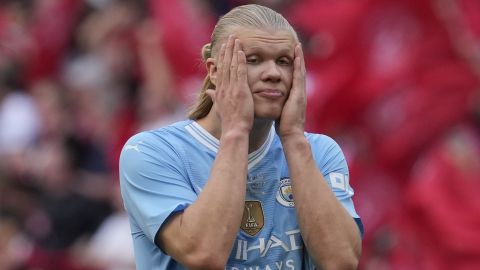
[119,132,197,243]
[308,134,360,219]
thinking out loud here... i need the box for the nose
[260,60,281,83]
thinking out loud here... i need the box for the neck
[196,115,273,154]
[248,119,273,152]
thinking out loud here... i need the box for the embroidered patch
[240,200,264,236]
[247,174,266,195]
[328,172,347,191]
[276,178,295,207]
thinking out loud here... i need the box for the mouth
[254,89,284,99]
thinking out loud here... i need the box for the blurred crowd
[0,0,479,269]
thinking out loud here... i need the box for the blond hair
[188,4,299,120]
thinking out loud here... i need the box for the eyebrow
[244,46,294,57]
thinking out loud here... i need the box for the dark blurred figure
[24,139,111,270]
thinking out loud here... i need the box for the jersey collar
[185,121,275,170]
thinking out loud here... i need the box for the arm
[158,36,253,269]
[158,132,248,269]
[282,137,361,269]
[278,45,361,269]
[135,20,177,124]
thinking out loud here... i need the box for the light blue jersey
[119,120,362,270]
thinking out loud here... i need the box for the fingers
[221,35,235,88]
[237,50,247,83]
[210,36,253,132]
[292,44,306,94]
[277,44,307,137]
[216,43,226,88]
[216,35,246,95]
[297,43,306,74]
[230,39,240,83]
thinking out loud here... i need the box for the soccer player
[119,4,363,269]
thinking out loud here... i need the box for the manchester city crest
[276,178,295,207]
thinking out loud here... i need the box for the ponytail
[188,43,215,120]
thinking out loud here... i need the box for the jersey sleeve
[119,131,197,244]
[307,134,361,220]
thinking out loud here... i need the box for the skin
[205,27,297,152]
[157,27,361,270]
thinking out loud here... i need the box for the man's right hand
[206,35,254,136]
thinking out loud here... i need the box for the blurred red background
[1,0,479,269]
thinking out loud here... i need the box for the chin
[254,108,282,120]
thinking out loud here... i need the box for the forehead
[228,27,296,55]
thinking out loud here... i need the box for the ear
[206,58,217,86]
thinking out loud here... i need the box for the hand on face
[206,35,254,135]
[276,44,307,139]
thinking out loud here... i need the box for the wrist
[280,133,309,150]
[220,130,250,144]
[222,121,252,138]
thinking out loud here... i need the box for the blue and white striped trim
[185,121,275,170]
[247,125,274,170]
[185,122,219,153]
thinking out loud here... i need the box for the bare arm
[278,45,361,269]
[136,21,177,124]
[157,36,253,270]
[158,132,248,270]
[282,136,361,269]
